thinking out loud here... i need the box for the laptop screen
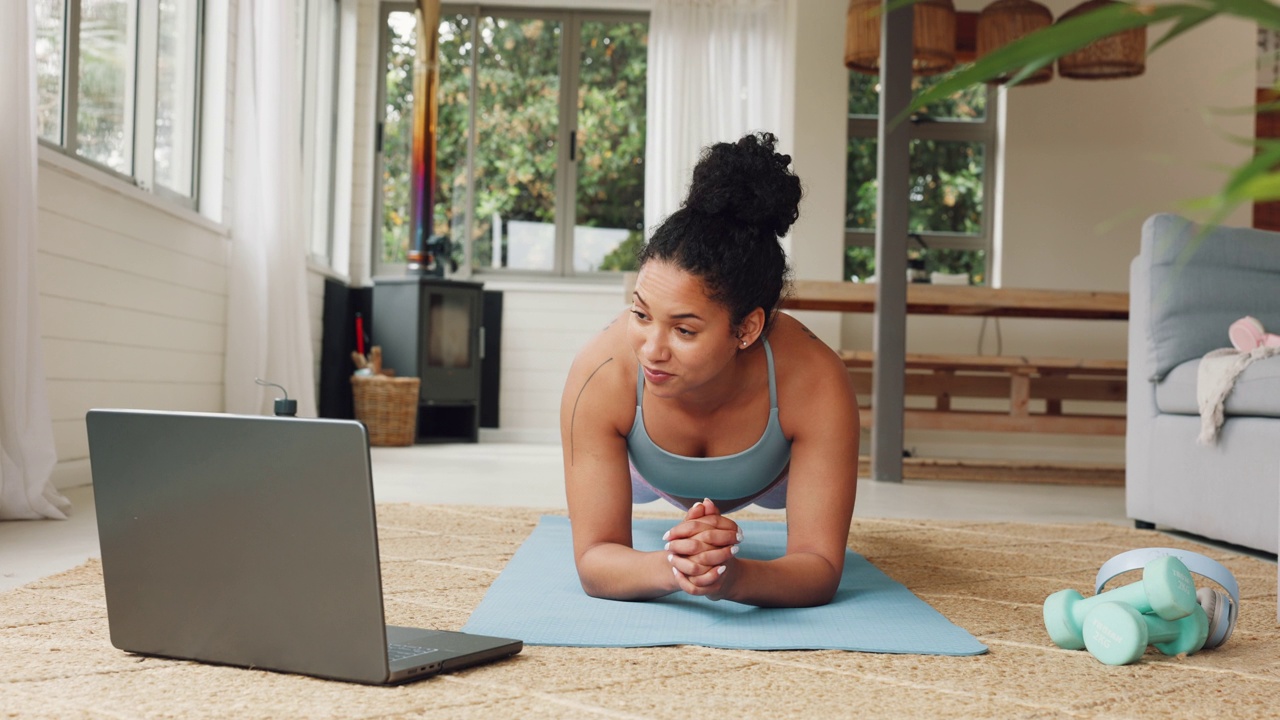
[88,410,393,684]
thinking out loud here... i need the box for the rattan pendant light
[976,0,1054,85]
[1057,0,1146,79]
[845,0,958,76]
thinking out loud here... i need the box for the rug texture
[2,505,1278,719]
[463,515,986,654]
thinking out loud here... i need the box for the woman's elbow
[578,576,612,600]
[801,580,840,608]
[798,561,843,607]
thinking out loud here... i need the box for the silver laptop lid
[87,409,392,684]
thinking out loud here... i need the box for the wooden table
[783,280,1129,320]
[783,280,1130,484]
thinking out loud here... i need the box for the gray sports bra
[626,339,792,504]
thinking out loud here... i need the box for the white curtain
[644,0,795,235]
[225,0,318,417]
[0,2,70,520]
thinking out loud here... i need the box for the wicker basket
[351,375,420,446]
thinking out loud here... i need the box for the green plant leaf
[1148,5,1216,54]
[1238,171,1280,203]
[1202,0,1280,30]
[1223,143,1280,197]
[1209,98,1280,117]
[1003,58,1056,86]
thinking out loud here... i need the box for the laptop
[86,409,522,685]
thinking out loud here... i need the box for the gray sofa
[1127,213,1280,554]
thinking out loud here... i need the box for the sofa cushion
[1153,354,1280,417]
[1143,214,1280,381]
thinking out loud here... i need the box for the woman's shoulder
[769,313,857,416]
[768,313,845,371]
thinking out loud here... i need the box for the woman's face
[627,260,745,399]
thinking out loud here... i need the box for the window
[35,0,69,144]
[300,0,341,265]
[375,4,648,278]
[845,73,997,285]
[34,0,204,204]
[154,0,201,195]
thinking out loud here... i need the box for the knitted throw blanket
[1197,345,1280,445]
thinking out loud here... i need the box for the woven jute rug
[2,505,1277,719]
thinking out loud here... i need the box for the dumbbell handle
[1076,555,1196,622]
[1083,602,1209,665]
[1079,580,1151,616]
[1146,608,1208,654]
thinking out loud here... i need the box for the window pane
[844,246,986,285]
[470,16,561,272]
[845,138,985,235]
[35,0,65,143]
[848,72,985,121]
[77,0,136,173]
[78,0,136,174]
[380,10,417,265]
[908,139,985,235]
[155,0,199,195]
[846,136,877,231]
[302,0,340,262]
[437,12,472,271]
[573,20,647,273]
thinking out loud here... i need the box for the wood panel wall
[490,285,624,443]
[37,160,230,487]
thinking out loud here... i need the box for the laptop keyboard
[388,643,440,662]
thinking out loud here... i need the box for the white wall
[36,155,338,490]
[36,154,231,489]
[784,0,849,347]
[483,282,624,443]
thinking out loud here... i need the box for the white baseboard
[52,459,92,490]
[54,434,556,492]
[479,427,559,445]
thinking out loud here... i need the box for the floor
[0,442,1141,594]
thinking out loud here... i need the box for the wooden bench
[841,351,1127,436]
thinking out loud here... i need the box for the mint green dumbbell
[1043,555,1198,650]
[1081,601,1209,665]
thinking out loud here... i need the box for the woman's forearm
[575,542,679,601]
[718,553,843,608]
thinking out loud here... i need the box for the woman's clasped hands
[662,498,742,600]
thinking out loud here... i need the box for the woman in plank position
[560,132,860,608]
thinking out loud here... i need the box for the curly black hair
[639,132,802,334]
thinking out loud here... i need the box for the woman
[559,132,859,608]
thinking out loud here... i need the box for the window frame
[372,2,648,280]
[39,0,205,210]
[845,78,1000,279]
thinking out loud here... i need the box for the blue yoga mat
[463,516,987,655]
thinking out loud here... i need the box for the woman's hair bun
[683,132,802,238]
